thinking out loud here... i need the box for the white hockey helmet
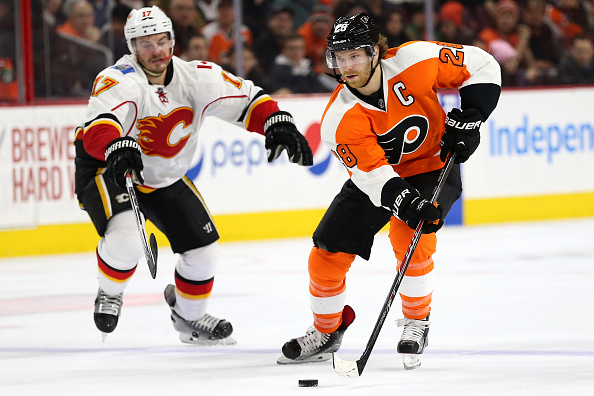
[124,6,175,55]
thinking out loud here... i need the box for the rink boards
[1,87,593,256]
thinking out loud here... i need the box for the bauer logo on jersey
[137,107,194,158]
[112,64,135,75]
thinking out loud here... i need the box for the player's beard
[343,63,372,89]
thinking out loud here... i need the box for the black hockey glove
[264,111,313,166]
[391,178,443,234]
[440,108,483,164]
[104,136,144,189]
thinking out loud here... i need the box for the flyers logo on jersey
[137,107,194,158]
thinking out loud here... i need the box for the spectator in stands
[270,0,316,29]
[0,0,15,59]
[333,0,380,21]
[254,5,295,71]
[0,0,17,102]
[522,0,562,85]
[404,3,426,41]
[220,45,269,90]
[42,0,66,27]
[489,38,522,86]
[242,0,272,40]
[89,0,113,30]
[381,8,408,48]
[201,0,253,63]
[100,3,131,61]
[169,0,205,57]
[58,0,101,43]
[297,4,334,74]
[436,1,476,45]
[479,0,533,86]
[556,35,594,84]
[196,0,221,24]
[267,33,329,94]
[180,34,210,61]
[547,0,591,49]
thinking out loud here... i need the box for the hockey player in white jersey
[74,6,312,343]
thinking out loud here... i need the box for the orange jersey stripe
[400,293,432,319]
[397,258,434,277]
[313,312,343,333]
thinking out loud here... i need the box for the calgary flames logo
[137,107,194,158]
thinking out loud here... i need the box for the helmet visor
[326,46,376,69]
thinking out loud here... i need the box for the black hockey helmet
[326,13,380,53]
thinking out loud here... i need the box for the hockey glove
[440,108,483,164]
[104,136,144,189]
[391,178,443,234]
[264,111,313,166]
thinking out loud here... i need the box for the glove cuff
[380,177,416,208]
[105,136,141,160]
[264,111,295,134]
[445,109,483,133]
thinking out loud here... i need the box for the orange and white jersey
[321,41,501,207]
[76,54,277,189]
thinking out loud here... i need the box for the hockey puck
[298,379,318,387]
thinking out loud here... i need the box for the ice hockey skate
[94,289,123,340]
[396,315,430,370]
[277,305,355,364]
[164,284,235,345]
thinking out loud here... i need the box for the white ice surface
[1,219,593,395]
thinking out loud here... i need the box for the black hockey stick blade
[148,233,158,279]
[332,153,457,378]
[126,172,158,279]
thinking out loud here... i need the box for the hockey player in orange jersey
[278,13,501,369]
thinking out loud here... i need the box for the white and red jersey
[321,41,501,207]
[75,54,279,189]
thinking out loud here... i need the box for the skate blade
[180,334,237,346]
[101,332,108,343]
[276,353,331,365]
[402,353,422,370]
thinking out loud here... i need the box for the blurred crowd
[1,0,594,100]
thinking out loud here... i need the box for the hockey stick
[332,153,457,378]
[125,172,158,279]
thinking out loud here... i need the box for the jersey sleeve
[322,107,399,208]
[431,41,501,90]
[79,66,141,161]
[394,41,501,90]
[194,62,279,135]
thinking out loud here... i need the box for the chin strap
[361,58,381,88]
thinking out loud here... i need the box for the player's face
[134,33,173,74]
[335,48,374,88]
